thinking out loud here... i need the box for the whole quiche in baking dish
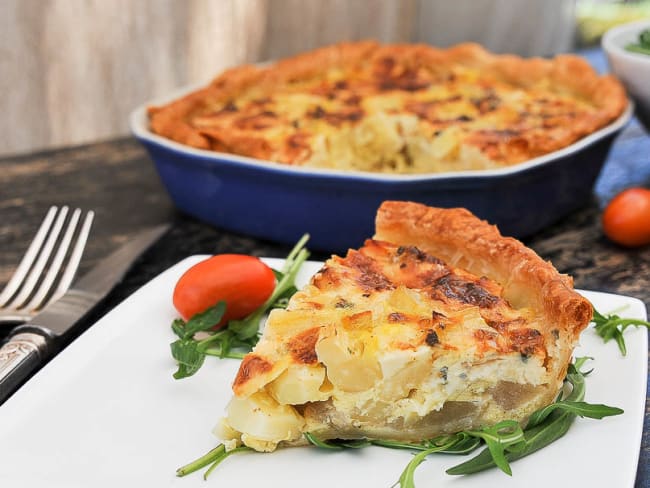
[148,41,627,174]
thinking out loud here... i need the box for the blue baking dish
[130,99,632,253]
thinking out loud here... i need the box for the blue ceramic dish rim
[129,85,633,184]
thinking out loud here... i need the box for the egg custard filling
[217,202,592,452]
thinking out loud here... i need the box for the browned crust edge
[373,201,592,388]
[148,41,628,161]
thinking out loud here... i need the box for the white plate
[0,257,647,488]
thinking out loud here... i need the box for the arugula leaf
[202,446,251,480]
[571,355,593,373]
[393,436,462,488]
[526,400,623,426]
[388,433,481,488]
[171,318,186,339]
[371,433,479,454]
[303,434,371,450]
[176,444,226,477]
[172,301,226,339]
[170,339,206,379]
[269,282,298,310]
[197,329,256,360]
[445,411,575,476]
[182,301,227,337]
[461,421,525,476]
[446,357,622,476]
[591,307,650,356]
[303,432,345,450]
[176,443,253,479]
[339,439,373,449]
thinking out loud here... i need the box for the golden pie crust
[149,41,627,174]
[218,201,592,452]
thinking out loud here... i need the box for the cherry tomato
[173,254,276,327]
[602,187,650,247]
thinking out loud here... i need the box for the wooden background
[0,0,576,157]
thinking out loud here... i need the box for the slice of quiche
[217,201,592,452]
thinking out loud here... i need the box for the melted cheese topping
[184,57,604,173]
[222,240,555,452]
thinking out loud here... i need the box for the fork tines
[0,206,94,316]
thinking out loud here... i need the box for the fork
[0,206,94,324]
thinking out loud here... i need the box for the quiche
[217,201,592,452]
[148,41,627,174]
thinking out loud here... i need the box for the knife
[0,224,169,404]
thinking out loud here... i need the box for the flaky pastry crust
[374,201,593,385]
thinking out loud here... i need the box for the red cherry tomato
[173,254,275,328]
[602,188,650,247]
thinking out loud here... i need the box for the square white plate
[0,257,647,488]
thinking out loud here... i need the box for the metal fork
[0,206,94,324]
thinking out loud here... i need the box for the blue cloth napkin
[579,48,650,206]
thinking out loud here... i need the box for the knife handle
[0,332,50,404]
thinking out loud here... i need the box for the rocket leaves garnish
[444,359,622,479]
[591,307,650,356]
[457,420,526,476]
[170,234,310,379]
[389,434,474,488]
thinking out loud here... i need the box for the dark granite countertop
[0,119,648,485]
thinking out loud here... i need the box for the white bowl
[602,19,650,131]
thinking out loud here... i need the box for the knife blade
[0,224,169,404]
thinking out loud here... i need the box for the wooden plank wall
[0,0,575,157]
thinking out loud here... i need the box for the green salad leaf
[591,307,650,356]
[445,359,622,477]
